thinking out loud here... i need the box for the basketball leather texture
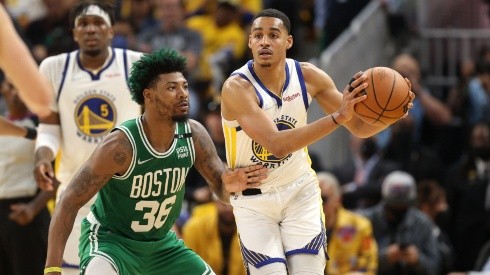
[354,67,410,125]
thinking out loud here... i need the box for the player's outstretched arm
[221,74,366,158]
[0,5,51,118]
[190,120,267,204]
[302,63,415,137]
[44,130,132,273]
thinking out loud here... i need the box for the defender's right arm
[44,130,132,274]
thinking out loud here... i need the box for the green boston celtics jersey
[90,116,195,241]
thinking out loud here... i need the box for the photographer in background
[359,171,440,275]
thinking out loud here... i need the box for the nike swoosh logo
[137,158,153,165]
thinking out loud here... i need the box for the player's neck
[252,60,287,96]
[79,47,111,73]
[141,113,176,152]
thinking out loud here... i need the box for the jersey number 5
[130,195,176,232]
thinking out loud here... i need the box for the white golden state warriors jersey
[40,47,142,185]
[222,59,314,188]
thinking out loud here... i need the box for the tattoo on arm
[70,166,112,204]
[192,122,226,197]
[114,136,132,166]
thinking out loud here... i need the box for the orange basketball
[353,67,410,125]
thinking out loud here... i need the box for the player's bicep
[221,79,280,146]
[63,130,132,206]
[302,63,342,114]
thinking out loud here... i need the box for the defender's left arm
[190,120,267,204]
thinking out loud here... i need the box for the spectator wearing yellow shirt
[182,199,245,275]
[186,0,246,102]
[319,171,378,275]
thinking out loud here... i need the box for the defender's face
[248,17,292,68]
[73,15,114,56]
[145,72,189,122]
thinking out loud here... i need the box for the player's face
[73,15,114,56]
[249,17,292,68]
[146,72,189,122]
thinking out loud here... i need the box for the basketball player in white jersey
[34,1,142,274]
[221,9,415,274]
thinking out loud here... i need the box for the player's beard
[258,62,271,68]
[172,114,189,122]
[83,48,102,57]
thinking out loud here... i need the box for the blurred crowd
[0,0,489,274]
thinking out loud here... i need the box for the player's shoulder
[39,51,72,69]
[99,128,133,153]
[297,60,334,90]
[223,73,254,94]
[113,47,144,61]
[188,119,206,133]
[298,61,327,77]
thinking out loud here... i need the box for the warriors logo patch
[251,120,293,163]
[74,95,117,142]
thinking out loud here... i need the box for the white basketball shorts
[230,170,328,273]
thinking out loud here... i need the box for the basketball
[353,67,411,125]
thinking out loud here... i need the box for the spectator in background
[360,171,440,275]
[123,0,156,33]
[391,52,452,147]
[24,0,78,63]
[0,77,54,275]
[330,134,399,209]
[379,0,420,53]
[187,0,246,104]
[182,196,245,275]
[185,0,261,27]
[314,0,371,51]
[318,171,378,274]
[417,180,454,275]
[381,52,454,171]
[112,0,157,50]
[381,116,445,183]
[445,120,490,271]
[466,60,490,125]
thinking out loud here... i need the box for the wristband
[35,123,61,159]
[44,266,62,274]
[24,126,37,140]
[331,115,341,127]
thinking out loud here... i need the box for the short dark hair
[128,48,187,105]
[253,9,291,34]
[69,0,116,29]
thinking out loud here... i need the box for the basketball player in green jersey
[43,49,267,275]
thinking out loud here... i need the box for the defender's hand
[222,164,268,193]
